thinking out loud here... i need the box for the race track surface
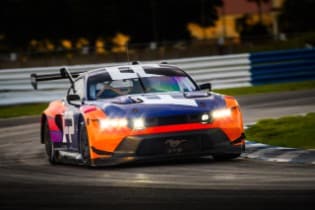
[0,89,315,210]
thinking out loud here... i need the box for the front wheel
[212,153,241,161]
[80,122,91,166]
[44,121,57,164]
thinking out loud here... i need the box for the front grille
[136,135,204,156]
[134,129,228,157]
[145,114,206,127]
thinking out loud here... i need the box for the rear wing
[30,67,85,90]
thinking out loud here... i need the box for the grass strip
[0,103,48,118]
[246,113,315,149]
[215,80,315,96]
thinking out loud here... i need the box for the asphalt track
[0,89,315,210]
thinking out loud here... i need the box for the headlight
[201,113,210,124]
[211,108,232,119]
[132,118,145,130]
[99,118,128,130]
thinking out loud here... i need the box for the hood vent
[112,96,143,104]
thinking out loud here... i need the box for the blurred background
[0,0,314,68]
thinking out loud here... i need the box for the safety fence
[0,48,314,105]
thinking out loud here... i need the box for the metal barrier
[250,48,315,85]
[0,48,314,105]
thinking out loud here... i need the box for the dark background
[1,0,315,48]
[0,0,222,47]
[1,0,315,68]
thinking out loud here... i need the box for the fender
[41,100,66,144]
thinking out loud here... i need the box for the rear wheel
[43,121,57,164]
[80,122,91,166]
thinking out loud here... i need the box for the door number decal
[63,111,75,144]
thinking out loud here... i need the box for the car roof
[84,63,187,80]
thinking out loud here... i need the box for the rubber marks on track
[243,140,315,165]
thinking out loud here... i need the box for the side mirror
[67,94,81,106]
[67,94,80,101]
[199,83,212,91]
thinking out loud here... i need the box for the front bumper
[91,129,245,166]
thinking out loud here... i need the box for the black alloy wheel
[80,122,91,166]
[44,120,57,164]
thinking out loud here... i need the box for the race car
[30,62,245,166]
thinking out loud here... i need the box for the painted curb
[244,141,315,165]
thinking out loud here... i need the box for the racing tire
[44,120,57,164]
[80,121,91,166]
[212,153,241,161]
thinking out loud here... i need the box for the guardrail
[0,48,314,105]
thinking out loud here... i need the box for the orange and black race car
[30,62,245,166]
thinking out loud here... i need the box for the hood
[93,92,226,118]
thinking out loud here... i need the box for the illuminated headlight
[201,113,210,123]
[132,118,145,130]
[211,108,232,119]
[99,118,128,129]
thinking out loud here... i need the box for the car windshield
[88,75,197,100]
